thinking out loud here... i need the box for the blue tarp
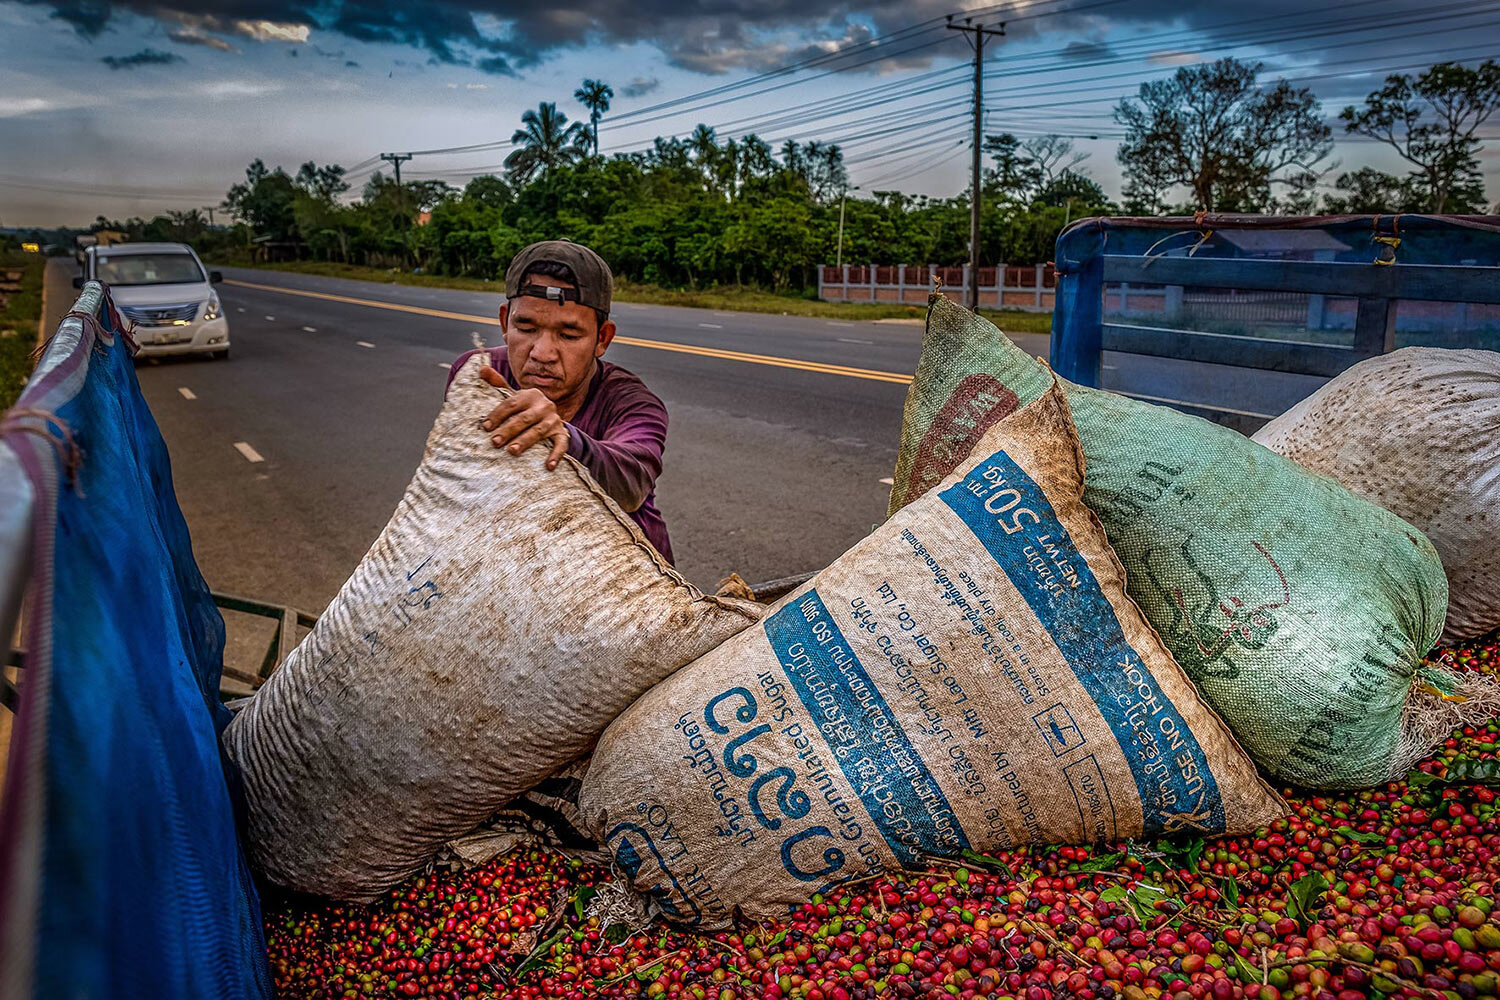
[0,286,270,999]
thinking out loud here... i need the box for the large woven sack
[580,386,1285,928]
[1252,347,1500,643]
[887,296,1461,790]
[224,355,762,900]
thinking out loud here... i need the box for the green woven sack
[890,295,1469,790]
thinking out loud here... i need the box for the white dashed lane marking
[356,341,375,348]
[264,315,275,321]
[826,321,854,327]
[302,326,317,332]
[233,441,265,463]
[837,337,874,345]
[436,361,452,368]
[236,307,245,313]
[177,387,196,400]
[697,323,723,329]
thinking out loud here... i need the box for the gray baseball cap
[504,240,613,315]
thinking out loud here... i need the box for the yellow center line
[225,278,914,386]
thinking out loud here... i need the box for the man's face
[499,274,615,403]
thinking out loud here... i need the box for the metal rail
[1,282,104,667]
[1050,215,1500,391]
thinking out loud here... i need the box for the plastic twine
[0,408,84,495]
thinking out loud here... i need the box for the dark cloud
[1061,40,1112,61]
[38,0,111,38]
[620,76,660,98]
[101,47,184,69]
[475,55,515,76]
[24,0,1456,80]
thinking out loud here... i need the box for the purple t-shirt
[447,347,674,563]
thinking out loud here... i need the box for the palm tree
[505,102,588,184]
[689,123,719,188]
[574,79,613,156]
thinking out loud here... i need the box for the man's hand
[478,367,570,470]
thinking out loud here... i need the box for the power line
[382,2,1498,193]
[724,0,1496,148]
[0,175,222,202]
[601,0,1133,144]
[583,0,1488,183]
[607,0,1103,126]
[386,0,1122,166]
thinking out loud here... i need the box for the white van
[77,242,230,359]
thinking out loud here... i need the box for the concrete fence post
[1035,263,1044,309]
[1306,293,1325,331]
[842,264,850,302]
[1164,284,1183,319]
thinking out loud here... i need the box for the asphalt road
[123,267,1327,629]
[130,267,940,617]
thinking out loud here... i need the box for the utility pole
[379,152,412,190]
[380,151,414,220]
[380,152,414,262]
[202,206,215,228]
[947,17,1004,311]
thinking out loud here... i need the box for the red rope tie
[0,407,85,495]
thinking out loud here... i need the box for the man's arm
[565,392,667,513]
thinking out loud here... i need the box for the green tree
[983,133,1039,203]
[223,159,300,241]
[574,79,614,156]
[1115,57,1331,211]
[1034,170,1108,210]
[1322,166,1424,214]
[295,161,350,202]
[688,124,720,190]
[1340,60,1500,213]
[463,175,512,210]
[293,192,353,261]
[504,103,588,185]
[1022,135,1088,193]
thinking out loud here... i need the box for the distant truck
[75,230,128,263]
[75,241,231,359]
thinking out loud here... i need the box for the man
[446,240,674,563]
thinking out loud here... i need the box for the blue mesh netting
[3,290,270,999]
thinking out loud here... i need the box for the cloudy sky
[1,0,1498,226]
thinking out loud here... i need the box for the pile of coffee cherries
[266,634,1500,1000]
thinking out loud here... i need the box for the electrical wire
[0,174,223,202]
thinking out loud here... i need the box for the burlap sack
[579,386,1285,928]
[224,355,761,900]
[887,296,1457,790]
[1252,347,1500,643]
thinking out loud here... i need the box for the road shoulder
[39,257,77,345]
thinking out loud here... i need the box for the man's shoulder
[597,359,664,410]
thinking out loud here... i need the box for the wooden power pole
[379,152,412,190]
[947,17,1004,311]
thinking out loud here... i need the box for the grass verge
[0,252,45,410]
[212,258,1055,334]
